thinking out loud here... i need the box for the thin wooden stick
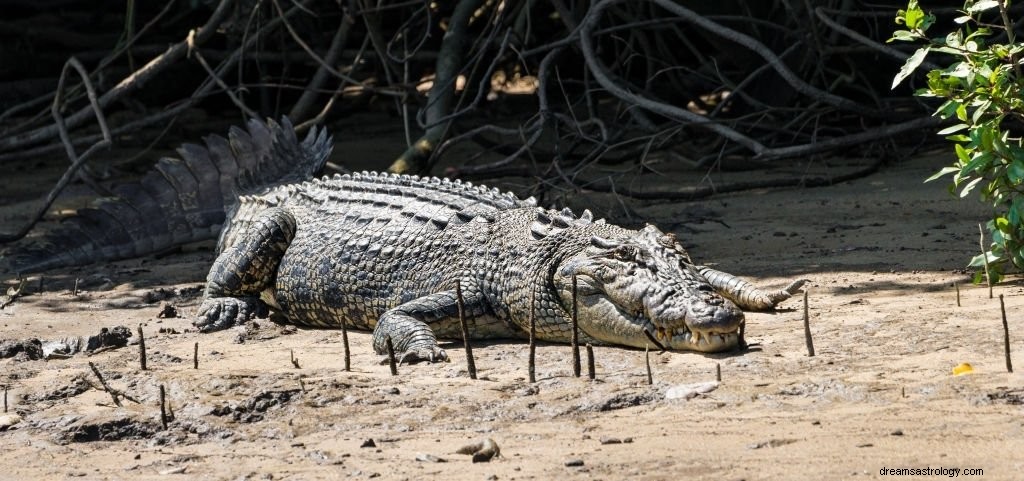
[193,342,198,369]
[3,385,7,413]
[88,362,138,406]
[716,363,722,382]
[955,281,961,307]
[571,275,581,378]
[290,349,300,369]
[1001,295,1013,373]
[137,325,147,371]
[645,345,653,385]
[528,290,537,384]
[159,384,168,429]
[979,224,993,298]
[803,290,815,357]
[386,336,398,376]
[586,343,595,380]
[456,280,477,380]
[341,318,351,372]
[73,278,80,297]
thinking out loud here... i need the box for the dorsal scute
[528,205,599,240]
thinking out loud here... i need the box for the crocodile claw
[194,296,267,332]
[378,346,449,365]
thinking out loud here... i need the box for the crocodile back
[219,171,538,251]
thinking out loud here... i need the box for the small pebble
[360,439,376,448]
[565,459,584,467]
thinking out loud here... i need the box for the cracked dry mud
[2,150,1023,480]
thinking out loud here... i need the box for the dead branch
[388,0,488,174]
[0,57,112,243]
[0,0,237,155]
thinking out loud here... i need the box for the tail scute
[3,117,333,273]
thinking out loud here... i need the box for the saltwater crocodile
[4,118,805,362]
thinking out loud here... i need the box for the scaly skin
[196,171,806,362]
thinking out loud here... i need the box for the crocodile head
[555,225,743,352]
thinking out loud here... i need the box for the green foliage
[892,0,1024,282]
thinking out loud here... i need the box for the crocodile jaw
[558,278,742,353]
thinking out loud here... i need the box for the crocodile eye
[612,246,634,261]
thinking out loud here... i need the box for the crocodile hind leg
[372,284,489,364]
[195,208,296,332]
[697,266,808,311]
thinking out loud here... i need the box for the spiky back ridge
[221,170,612,252]
[4,118,332,274]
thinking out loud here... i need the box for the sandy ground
[1,142,1023,481]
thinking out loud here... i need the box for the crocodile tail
[3,117,332,274]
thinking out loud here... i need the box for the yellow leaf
[952,362,974,375]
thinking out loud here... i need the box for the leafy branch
[892,0,1024,281]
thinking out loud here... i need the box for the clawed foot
[194,296,268,332]
[378,345,449,365]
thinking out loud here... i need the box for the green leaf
[995,216,1012,233]
[954,15,973,24]
[892,47,930,89]
[956,103,968,122]
[968,250,1001,267]
[937,123,969,135]
[1009,161,1024,183]
[897,1,930,29]
[889,30,916,43]
[925,166,961,182]
[968,1,999,13]
[959,176,985,197]
[972,269,985,283]
[955,142,972,163]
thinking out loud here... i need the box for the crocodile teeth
[691,331,702,345]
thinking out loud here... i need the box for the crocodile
[3,118,805,362]
[195,167,806,363]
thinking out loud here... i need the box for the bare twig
[186,30,258,119]
[88,362,139,406]
[388,0,488,174]
[341,318,351,372]
[571,275,581,378]
[979,224,994,298]
[1001,294,1013,373]
[644,345,653,385]
[0,0,236,154]
[289,10,355,122]
[386,336,398,375]
[137,325,147,371]
[586,343,595,380]
[528,289,536,384]
[159,384,168,429]
[456,280,477,379]
[0,57,111,243]
[803,290,815,357]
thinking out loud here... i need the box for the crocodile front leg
[195,208,296,332]
[372,284,487,364]
[698,266,808,311]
